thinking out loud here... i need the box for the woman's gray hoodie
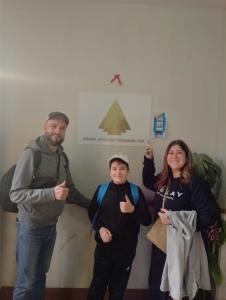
[10,135,90,227]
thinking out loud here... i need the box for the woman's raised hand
[145,145,153,159]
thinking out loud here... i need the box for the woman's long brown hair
[155,139,193,189]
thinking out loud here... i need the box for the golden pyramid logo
[98,100,131,135]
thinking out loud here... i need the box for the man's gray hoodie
[10,135,90,227]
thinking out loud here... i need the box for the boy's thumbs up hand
[54,181,69,201]
[120,195,135,214]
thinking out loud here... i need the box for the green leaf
[192,152,222,189]
[208,252,224,285]
[218,219,226,247]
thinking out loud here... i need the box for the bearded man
[10,112,90,300]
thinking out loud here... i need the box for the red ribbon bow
[110,74,122,86]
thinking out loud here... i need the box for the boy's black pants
[87,243,135,300]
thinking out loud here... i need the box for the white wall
[216,11,226,300]
[0,0,6,288]
[1,0,226,290]
[217,9,226,208]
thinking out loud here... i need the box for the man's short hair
[48,112,69,126]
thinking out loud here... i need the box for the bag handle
[162,186,169,209]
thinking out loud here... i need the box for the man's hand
[99,227,112,243]
[54,181,69,201]
[120,195,135,214]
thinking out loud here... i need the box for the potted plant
[193,153,226,299]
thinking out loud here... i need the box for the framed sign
[78,92,152,147]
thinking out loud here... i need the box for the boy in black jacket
[87,153,151,300]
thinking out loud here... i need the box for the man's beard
[45,133,64,146]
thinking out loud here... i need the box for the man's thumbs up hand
[120,195,135,214]
[54,181,69,201]
[58,181,67,187]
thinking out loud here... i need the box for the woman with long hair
[143,139,219,300]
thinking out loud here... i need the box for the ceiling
[79,0,226,10]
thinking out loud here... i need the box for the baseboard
[0,287,149,300]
